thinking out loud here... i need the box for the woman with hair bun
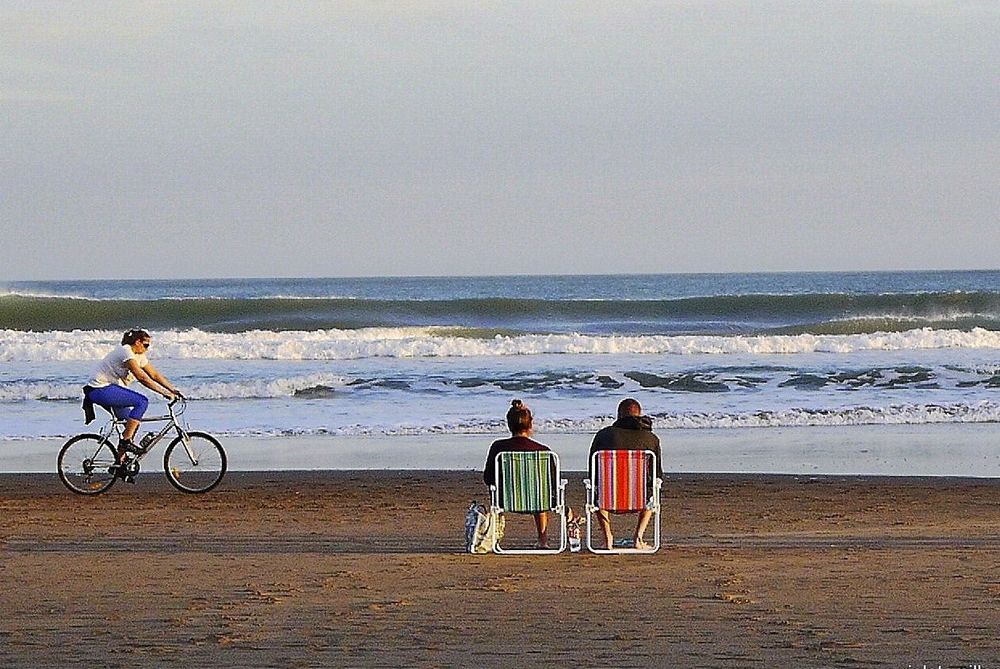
[483,399,553,548]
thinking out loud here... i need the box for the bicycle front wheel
[163,431,227,493]
[58,434,118,495]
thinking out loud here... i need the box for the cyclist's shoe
[118,438,142,456]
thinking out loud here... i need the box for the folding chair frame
[583,449,663,554]
[489,451,567,555]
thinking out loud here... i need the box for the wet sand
[2,471,998,667]
[9,423,1000,476]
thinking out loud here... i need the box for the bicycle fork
[175,426,199,465]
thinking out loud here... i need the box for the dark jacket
[589,415,663,478]
[483,435,551,486]
[81,385,97,424]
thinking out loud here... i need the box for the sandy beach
[2,469,998,668]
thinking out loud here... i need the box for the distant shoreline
[16,422,1000,477]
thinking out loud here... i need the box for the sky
[2,1,998,280]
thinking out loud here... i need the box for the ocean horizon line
[4,267,1000,284]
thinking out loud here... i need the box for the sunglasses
[141,341,152,348]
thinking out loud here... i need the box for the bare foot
[633,538,650,551]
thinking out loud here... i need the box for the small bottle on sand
[567,508,581,552]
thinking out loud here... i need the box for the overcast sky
[2,1,998,280]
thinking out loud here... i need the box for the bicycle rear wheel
[58,434,118,495]
[163,431,227,493]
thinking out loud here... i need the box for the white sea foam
[5,400,997,440]
[2,327,999,362]
[0,373,354,402]
[649,402,1000,430]
[158,401,1000,436]
[0,289,94,300]
[350,402,1000,435]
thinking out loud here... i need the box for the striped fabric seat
[498,451,556,513]
[594,450,650,512]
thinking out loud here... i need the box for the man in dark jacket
[589,398,662,549]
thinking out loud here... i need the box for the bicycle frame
[95,399,197,465]
[61,396,226,495]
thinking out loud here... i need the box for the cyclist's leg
[85,385,149,460]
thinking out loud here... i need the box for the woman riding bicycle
[83,329,181,465]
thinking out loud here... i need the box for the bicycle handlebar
[167,396,188,416]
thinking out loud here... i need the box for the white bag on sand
[465,501,505,554]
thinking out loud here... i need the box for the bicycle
[58,397,227,495]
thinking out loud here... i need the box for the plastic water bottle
[139,433,155,450]
[567,519,582,552]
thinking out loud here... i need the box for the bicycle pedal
[112,460,140,481]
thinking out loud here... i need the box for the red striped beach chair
[584,449,663,554]
[489,451,567,554]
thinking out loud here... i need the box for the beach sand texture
[2,471,998,667]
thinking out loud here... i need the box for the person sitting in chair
[589,398,662,550]
[483,399,553,549]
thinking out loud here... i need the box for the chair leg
[585,507,661,554]
[494,510,566,555]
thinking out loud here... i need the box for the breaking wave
[2,290,999,335]
[2,326,1000,363]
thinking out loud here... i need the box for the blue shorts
[85,384,149,421]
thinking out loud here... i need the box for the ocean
[2,271,999,443]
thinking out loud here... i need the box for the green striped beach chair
[584,449,663,554]
[489,451,567,554]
